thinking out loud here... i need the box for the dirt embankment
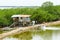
[42,21,60,26]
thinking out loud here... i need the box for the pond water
[2,29,60,40]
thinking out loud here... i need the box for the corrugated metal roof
[11,15,31,18]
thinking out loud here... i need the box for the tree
[42,1,53,7]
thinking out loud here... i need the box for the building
[11,15,31,27]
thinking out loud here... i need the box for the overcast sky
[0,0,60,6]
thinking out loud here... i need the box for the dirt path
[42,21,60,26]
[0,21,60,39]
[0,25,39,39]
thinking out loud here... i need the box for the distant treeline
[0,1,60,27]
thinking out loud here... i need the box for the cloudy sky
[0,0,60,6]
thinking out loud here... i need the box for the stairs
[9,22,17,27]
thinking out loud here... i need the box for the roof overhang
[11,15,31,18]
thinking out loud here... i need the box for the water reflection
[3,37,18,40]
[32,35,43,40]
[2,30,60,40]
[52,30,60,40]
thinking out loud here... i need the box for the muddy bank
[42,21,60,26]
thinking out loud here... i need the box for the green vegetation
[0,1,60,27]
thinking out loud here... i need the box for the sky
[0,0,60,6]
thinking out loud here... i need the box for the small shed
[11,15,31,22]
[11,15,31,26]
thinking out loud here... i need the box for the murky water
[2,29,60,40]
